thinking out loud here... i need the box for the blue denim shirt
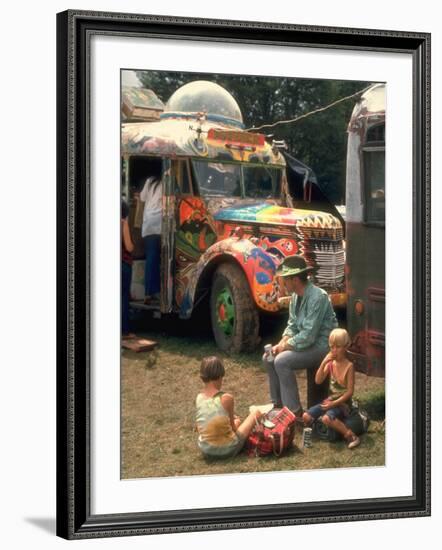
[282,281,338,351]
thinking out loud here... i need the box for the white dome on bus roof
[162,80,244,127]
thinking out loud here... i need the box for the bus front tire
[210,263,259,354]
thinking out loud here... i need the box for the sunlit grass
[121,317,385,479]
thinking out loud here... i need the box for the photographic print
[57,10,429,538]
[120,69,385,479]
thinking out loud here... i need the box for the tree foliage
[136,70,370,203]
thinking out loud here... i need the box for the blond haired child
[195,356,261,458]
[302,328,360,449]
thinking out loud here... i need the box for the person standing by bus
[138,163,163,304]
[263,255,338,416]
[121,200,135,339]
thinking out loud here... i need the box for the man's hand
[273,337,294,355]
[281,341,295,352]
[271,344,283,356]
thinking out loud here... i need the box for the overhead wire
[245,84,373,132]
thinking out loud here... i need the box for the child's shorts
[306,403,348,422]
[198,433,246,458]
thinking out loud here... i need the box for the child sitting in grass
[302,328,360,449]
[195,356,262,458]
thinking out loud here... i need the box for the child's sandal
[347,434,360,449]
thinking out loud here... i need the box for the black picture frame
[56,9,431,540]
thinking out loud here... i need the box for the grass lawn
[122,315,385,479]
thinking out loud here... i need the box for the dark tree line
[136,70,370,204]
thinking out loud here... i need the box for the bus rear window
[366,123,385,143]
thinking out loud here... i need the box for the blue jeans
[122,261,132,335]
[143,234,161,296]
[306,403,348,422]
[263,347,327,413]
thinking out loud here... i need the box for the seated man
[263,255,338,416]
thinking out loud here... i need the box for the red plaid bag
[246,407,296,457]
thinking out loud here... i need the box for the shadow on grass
[130,308,285,361]
[360,390,385,421]
[201,444,299,466]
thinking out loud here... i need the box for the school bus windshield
[192,160,282,199]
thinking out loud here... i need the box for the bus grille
[298,226,344,241]
[298,232,345,291]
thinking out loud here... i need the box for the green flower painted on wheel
[215,287,235,336]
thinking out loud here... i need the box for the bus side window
[173,160,192,195]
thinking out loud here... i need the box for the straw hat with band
[275,255,314,278]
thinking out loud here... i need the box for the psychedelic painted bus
[122,80,346,352]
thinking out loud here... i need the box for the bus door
[346,120,385,377]
[171,158,214,315]
[361,125,385,376]
[126,155,173,314]
[161,158,175,314]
